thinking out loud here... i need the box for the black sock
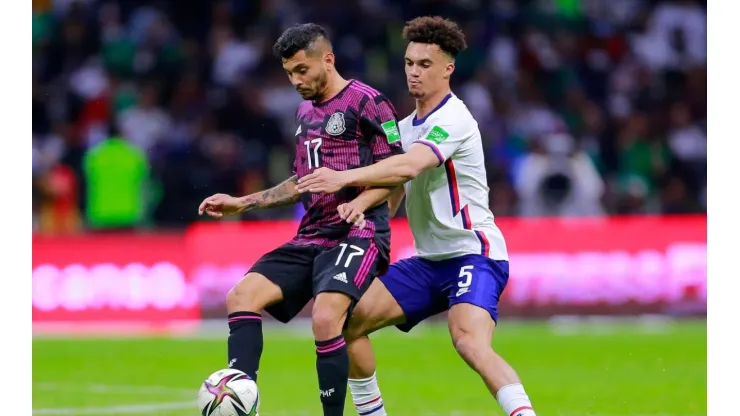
[315,335,349,416]
[227,311,263,381]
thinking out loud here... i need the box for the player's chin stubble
[304,72,329,101]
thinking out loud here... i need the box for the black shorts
[248,237,387,324]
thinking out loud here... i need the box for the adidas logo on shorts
[332,272,348,283]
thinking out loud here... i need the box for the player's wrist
[345,170,362,187]
[237,196,256,212]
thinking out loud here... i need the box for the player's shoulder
[296,100,313,117]
[348,80,393,107]
[427,95,479,135]
[437,95,476,124]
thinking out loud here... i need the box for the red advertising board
[32,233,200,323]
[32,216,707,323]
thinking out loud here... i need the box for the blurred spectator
[83,124,151,230]
[31,0,707,233]
[514,133,605,217]
[117,81,172,152]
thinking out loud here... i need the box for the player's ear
[444,62,455,79]
[323,52,336,70]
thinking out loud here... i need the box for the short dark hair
[402,16,468,58]
[272,23,330,59]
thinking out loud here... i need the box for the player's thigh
[235,243,316,323]
[312,237,386,307]
[344,279,406,341]
[226,271,284,312]
[446,257,510,343]
[376,256,445,333]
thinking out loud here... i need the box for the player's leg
[225,243,315,381]
[344,257,443,416]
[343,278,406,416]
[310,238,388,416]
[446,257,537,416]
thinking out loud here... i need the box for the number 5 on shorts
[458,265,474,288]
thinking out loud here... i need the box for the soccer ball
[198,369,259,416]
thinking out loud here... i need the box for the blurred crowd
[32,0,707,234]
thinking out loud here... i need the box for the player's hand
[198,193,244,218]
[338,202,367,229]
[296,167,348,194]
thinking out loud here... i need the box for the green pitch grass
[32,320,706,416]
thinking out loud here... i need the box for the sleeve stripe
[414,140,444,166]
[352,82,380,98]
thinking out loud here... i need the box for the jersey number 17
[305,138,322,169]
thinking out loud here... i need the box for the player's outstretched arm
[198,175,301,218]
[296,144,439,193]
[344,143,440,187]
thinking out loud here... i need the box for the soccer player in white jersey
[296,16,537,416]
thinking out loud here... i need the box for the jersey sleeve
[413,120,471,166]
[359,96,405,162]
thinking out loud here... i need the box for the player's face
[404,42,454,99]
[283,49,331,100]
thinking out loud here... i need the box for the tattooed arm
[198,175,301,218]
[238,175,301,212]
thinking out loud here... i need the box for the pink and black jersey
[291,80,404,257]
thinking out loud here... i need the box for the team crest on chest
[325,112,346,136]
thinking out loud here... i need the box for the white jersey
[399,93,508,261]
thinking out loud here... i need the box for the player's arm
[199,175,301,218]
[297,121,467,192]
[342,143,439,187]
[387,186,405,217]
[238,175,301,211]
[338,186,402,227]
[345,122,466,187]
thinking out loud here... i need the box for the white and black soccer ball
[198,369,259,416]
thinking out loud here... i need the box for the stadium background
[31,0,707,415]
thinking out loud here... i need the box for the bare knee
[312,293,351,340]
[448,303,495,365]
[345,279,406,343]
[452,332,491,368]
[344,303,375,343]
[226,272,282,313]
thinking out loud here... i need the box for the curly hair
[402,16,468,58]
[272,23,330,59]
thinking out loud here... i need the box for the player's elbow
[399,155,429,179]
[398,164,423,181]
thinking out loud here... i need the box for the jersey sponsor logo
[332,272,348,283]
[426,125,449,145]
[381,120,401,143]
[325,112,346,136]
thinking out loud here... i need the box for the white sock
[496,384,536,416]
[348,372,387,415]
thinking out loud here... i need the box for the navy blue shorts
[379,254,509,332]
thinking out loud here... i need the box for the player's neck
[317,74,349,103]
[415,88,452,120]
